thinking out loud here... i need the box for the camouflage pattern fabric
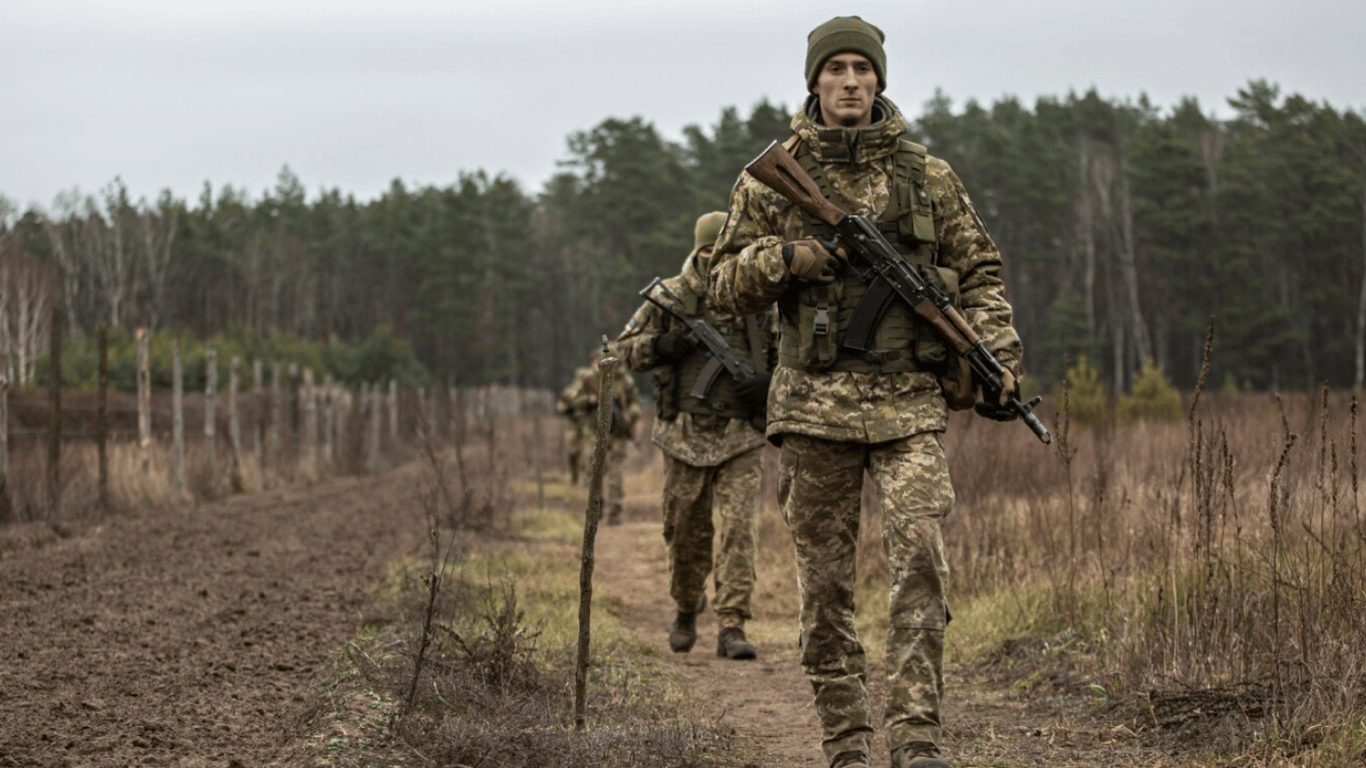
[604,436,628,522]
[778,431,951,761]
[555,365,596,474]
[709,96,1022,444]
[559,360,642,440]
[559,360,641,521]
[708,95,1026,762]
[660,446,762,627]
[617,252,774,466]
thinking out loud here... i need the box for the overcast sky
[4,0,1364,214]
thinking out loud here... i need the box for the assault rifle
[638,277,761,402]
[744,141,1052,444]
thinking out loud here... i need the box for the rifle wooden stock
[745,142,845,228]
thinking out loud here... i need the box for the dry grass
[939,387,1366,764]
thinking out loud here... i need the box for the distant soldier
[617,211,777,660]
[559,349,641,524]
[555,362,595,485]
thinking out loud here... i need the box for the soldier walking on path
[558,348,641,524]
[555,362,595,485]
[707,16,1029,768]
[616,211,778,660]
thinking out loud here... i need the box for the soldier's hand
[652,330,696,362]
[735,372,773,413]
[998,369,1016,406]
[974,368,1021,422]
[782,238,845,284]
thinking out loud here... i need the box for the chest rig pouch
[778,138,963,379]
[653,285,769,425]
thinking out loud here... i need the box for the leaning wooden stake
[574,351,619,731]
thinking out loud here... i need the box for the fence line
[0,313,560,523]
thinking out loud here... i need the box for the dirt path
[0,468,428,768]
[595,453,1176,768]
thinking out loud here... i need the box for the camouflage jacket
[556,366,596,423]
[617,253,776,467]
[559,362,641,439]
[708,96,1022,444]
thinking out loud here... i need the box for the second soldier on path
[617,211,778,660]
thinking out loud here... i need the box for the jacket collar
[792,95,909,166]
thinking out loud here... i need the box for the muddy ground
[1,457,1182,767]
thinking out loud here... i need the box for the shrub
[1055,354,1108,424]
[1117,358,1183,422]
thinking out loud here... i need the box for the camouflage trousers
[777,431,952,763]
[603,437,627,522]
[661,448,762,628]
[563,419,586,479]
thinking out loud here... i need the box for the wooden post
[172,340,185,490]
[252,359,264,473]
[96,326,108,510]
[137,328,150,478]
[229,355,242,492]
[369,382,381,472]
[388,379,398,441]
[322,375,335,464]
[303,368,316,477]
[205,349,217,483]
[0,350,9,521]
[575,353,621,730]
[46,306,62,514]
[271,361,282,479]
[428,383,438,442]
[286,363,298,455]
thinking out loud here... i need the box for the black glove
[734,372,773,414]
[653,330,696,362]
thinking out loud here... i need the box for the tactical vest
[652,283,769,426]
[777,136,963,375]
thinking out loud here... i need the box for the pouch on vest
[792,284,839,371]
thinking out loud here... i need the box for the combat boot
[890,742,950,768]
[829,750,870,768]
[716,626,757,660]
[668,595,706,653]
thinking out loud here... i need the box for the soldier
[707,16,1025,768]
[558,348,641,524]
[617,211,777,660]
[555,361,595,485]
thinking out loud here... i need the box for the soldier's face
[812,53,877,128]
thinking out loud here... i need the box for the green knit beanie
[691,211,727,257]
[805,16,886,92]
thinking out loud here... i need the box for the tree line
[1,80,1363,394]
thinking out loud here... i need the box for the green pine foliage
[1056,354,1109,425]
[7,85,1366,394]
[42,325,429,393]
[1116,359,1183,422]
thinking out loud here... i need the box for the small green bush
[1055,354,1108,424]
[1117,358,1183,422]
